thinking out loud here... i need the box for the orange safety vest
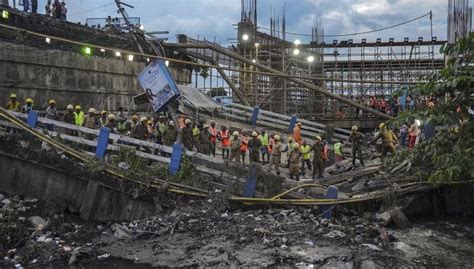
[268,138,275,154]
[220,130,230,146]
[209,127,218,143]
[240,135,248,151]
[293,126,302,143]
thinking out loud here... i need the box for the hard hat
[101,110,107,115]
[379,123,385,129]
[140,116,147,122]
[159,115,165,119]
[74,105,81,110]
[203,124,209,128]
[108,114,116,120]
[315,135,322,141]
[88,108,96,113]
[185,119,191,124]
[210,120,215,124]
[147,120,153,125]
[25,98,33,103]
[233,131,239,136]
[252,131,258,137]
[274,135,281,141]
[351,125,358,131]
[169,120,175,126]
[49,100,56,105]
[10,93,17,99]
[132,115,139,121]
[293,143,300,148]
[66,104,74,110]
[297,122,302,126]
[288,136,294,142]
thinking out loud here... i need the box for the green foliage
[173,155,209,188]
[390,33,474,183]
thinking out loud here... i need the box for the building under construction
[183,0,471,121]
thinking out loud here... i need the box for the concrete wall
[0,151,156,221]
[0,42,191,111]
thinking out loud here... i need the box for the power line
[258,12,431,38]
[68,2,116,17]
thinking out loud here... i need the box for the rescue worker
[348,125,365,168]
[163,120,177,147]
[408,120,419,149]
[370,123,398,157]
[268,134,285,175]
[116,116,129,135]
[117,106,125,120]
[73,105,85,127]
[334,140,344,163]
[146,120,155,142]
[182,119,194,151]
[293,122,302,144]
[300,139,312,176]
[289,143,302,181]
[130,114,140,133]
[99,111,108,127]
[6,93,21,111]
[155,116,167,144]
[311,135,327,179]
[286,136,295,168]
[198,124,210,155]
[228,131,241,163]
[84,108,99,129]
[46,100,59,120]
[62,104,74,124]
[219,125,230,160]
[208,120,218,157]
[259,129,270,163]
[130,117,148,140]
[239,131,249,164]
[248,131,262,163]
[192,122,200,144]
[22,98,34,114]
[105,114,118,133]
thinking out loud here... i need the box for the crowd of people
[1,0,67,20]
[4,93,428,181]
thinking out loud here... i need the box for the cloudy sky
[61,0,449,45]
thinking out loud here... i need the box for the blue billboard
[138,60,180,112]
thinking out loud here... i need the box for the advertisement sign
[138,59,180,112]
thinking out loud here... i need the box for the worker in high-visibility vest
[219,125,230,159]
[208,120,218,157]
[259,129,270,163]
[300,139,312,176]
[73,105,85,127]
[6,93,21,112]
[370,123,398,157]
[334,140,344,163]
[293,122,302,144]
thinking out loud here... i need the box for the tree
[390,33,474,183]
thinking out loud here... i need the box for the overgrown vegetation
[390,33,473,183]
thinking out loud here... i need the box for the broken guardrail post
[95,127,110,159]
[288,115,297,133]
[250,106,259,126]
[243,163,258,197]
[169,143,184,176]
[322,186,338,219]
[26,110,38,128]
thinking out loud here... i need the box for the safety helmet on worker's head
[233,131,239,136]
[185,119,191,125]
[210,120,215,124]
[252,131,258,137]
[10,93,17,99]
[88,108,96,114]
[108,114,116,120]
[274,135,281,141]
[66,104,74,110]
[140,116,147,123]
[74,105,81,110]
[293,143,300,148]
[288,136,294,142]
[297,122,302,126]
[49,100,56,105]
[351,125,358,131]
[147,120,153,125]
[25,98,33,104]
[132,115,139,121]
[379,123,386,130]
[101,110,107,115]
[169,120,175,126]
[203,124,209,128]
[315,135,322,141]
[159,115,165,119]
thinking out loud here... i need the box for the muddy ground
[1,191,474,268]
